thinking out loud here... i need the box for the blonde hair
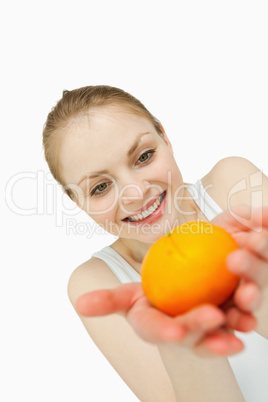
[42,85,163,191]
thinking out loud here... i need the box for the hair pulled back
[42,85,163,186]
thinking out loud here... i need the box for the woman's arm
[68,258,177,402]
[158,344,245,402]
[73,261,252,401]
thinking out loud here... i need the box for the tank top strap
[187,179,223,221]
[91,246,141,284]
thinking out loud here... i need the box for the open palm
[76,206,268,357]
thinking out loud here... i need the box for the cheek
[152,154,182,184]
[89,208,120,236]
[81,193,118,227]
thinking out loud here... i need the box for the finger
[127,302,225,344]
[232,280,262,312]
[227,249,268,288]
[225,307,257,332]
[176,304,226,332]
[76,283,143,316]
[212,205,268,233]
[172,304,227,347]
[220,295,257,331]
[127,299,187,343]
[232,229,268,260]
[195,329,245,357]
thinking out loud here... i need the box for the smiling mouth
[123,191,166,222]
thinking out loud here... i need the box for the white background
[2,1,268,401]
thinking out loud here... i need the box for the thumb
[76,283,143,317]
[211,205,251,233]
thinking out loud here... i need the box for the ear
[160,124,174,154]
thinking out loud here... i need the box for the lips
[122,191,166,221]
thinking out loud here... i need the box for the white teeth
[142,210,150,218]
[127,193,164,222]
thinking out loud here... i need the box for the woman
[43,85,268,401]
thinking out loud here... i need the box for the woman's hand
[212,205,268,331]
[76,206,268,358]
[76,280,252,358]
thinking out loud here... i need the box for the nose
[119,172,164,217]
[119,171,151,216]
[120,179,150,206]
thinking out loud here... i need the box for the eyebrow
[78,131,151,185]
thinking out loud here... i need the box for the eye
[89,149,156,197]
[90,182,111,197]
[136,149,156,165]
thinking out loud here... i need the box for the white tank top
[91,179,268,401]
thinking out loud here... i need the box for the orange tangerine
[141,221,239,316]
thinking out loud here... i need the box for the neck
[115,238,152,265]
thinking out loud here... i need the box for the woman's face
[59,105,185,243]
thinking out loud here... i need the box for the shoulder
[68,256,121,306]
[204,156,261,178]
[201,156,267,210]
